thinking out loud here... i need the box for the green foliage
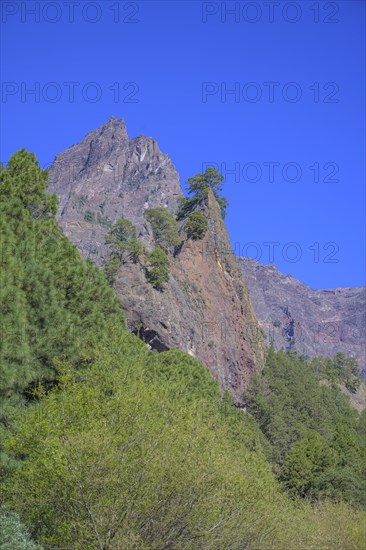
[282,433,337,498]
[177,168,228,220]
[176,196,197,220]
[106,217,137,247]
[145,206,181,250]
[312,352,361,393]
[3,336,366,549]
[0,150,126,460]
[104,218,143,283]
[0,149,58,220]
[245,349,366,507]
[144,348,220,401]
[105,218,143,265]
[146,246,170,290]
[83,210,112,227]
[83,209,96,223]
[0,507,40,549]
[187,166,224,197]
[185,211,208,240]
[216,195,229,220]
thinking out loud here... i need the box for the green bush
[0,507,40,549]
[145,206,181,249]
[83,210,96,223]
[83,210,111,227]
[185,211,208,240]
[177,168,228,220]
[147,246,170,290]
[104,218,143,283]
[3,337,366,550]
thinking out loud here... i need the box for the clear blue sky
[1,0,365,289]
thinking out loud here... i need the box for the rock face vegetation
[0,124,365,549]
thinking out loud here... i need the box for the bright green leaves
[146,245,170,290]
[0,149,58,219]
[145,206,181,250]
[104,218,143,283]
[177,167,228,221]
[185,211,208,240]
[0,341,289,549]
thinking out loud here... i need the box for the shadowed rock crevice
[131,324,170,352]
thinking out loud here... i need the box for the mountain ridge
[239,257,365,375]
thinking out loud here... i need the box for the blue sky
[1,0,365,289]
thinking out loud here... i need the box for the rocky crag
[239,258,365,375]
[48,117,265,401]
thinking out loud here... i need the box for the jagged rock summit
[48,118,265,401]
[48,116,182,260]
[239,258,366,375]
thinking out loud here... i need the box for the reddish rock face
[240,258,366,376]
[48,117,265,402]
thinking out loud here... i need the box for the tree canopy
[244,349,366,507]
[0,149,126,450]
[104,218,143,283]
[177,168,228,220]
[146,245,170,290]
[145,206,181,250]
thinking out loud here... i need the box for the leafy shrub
[177,168,228,220]
[0,507,40,549]
[145,207,181,249]
[104,218,143,283]
[83,210,111,227]
[176,196,198,220]
[3,338,366,550]
[83,210,96,223]
[312,353,361,392]
[185,211,208,240]
[146,246,170,290]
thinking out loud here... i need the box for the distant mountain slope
[239,258,365,374]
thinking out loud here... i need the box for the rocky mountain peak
[48,118,182,260]
[48,119,266,402]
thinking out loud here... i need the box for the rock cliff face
[48,116,181,260]
[48,117,265,401]
[239,258,366,375]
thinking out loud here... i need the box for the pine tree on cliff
[176,167,228,221]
